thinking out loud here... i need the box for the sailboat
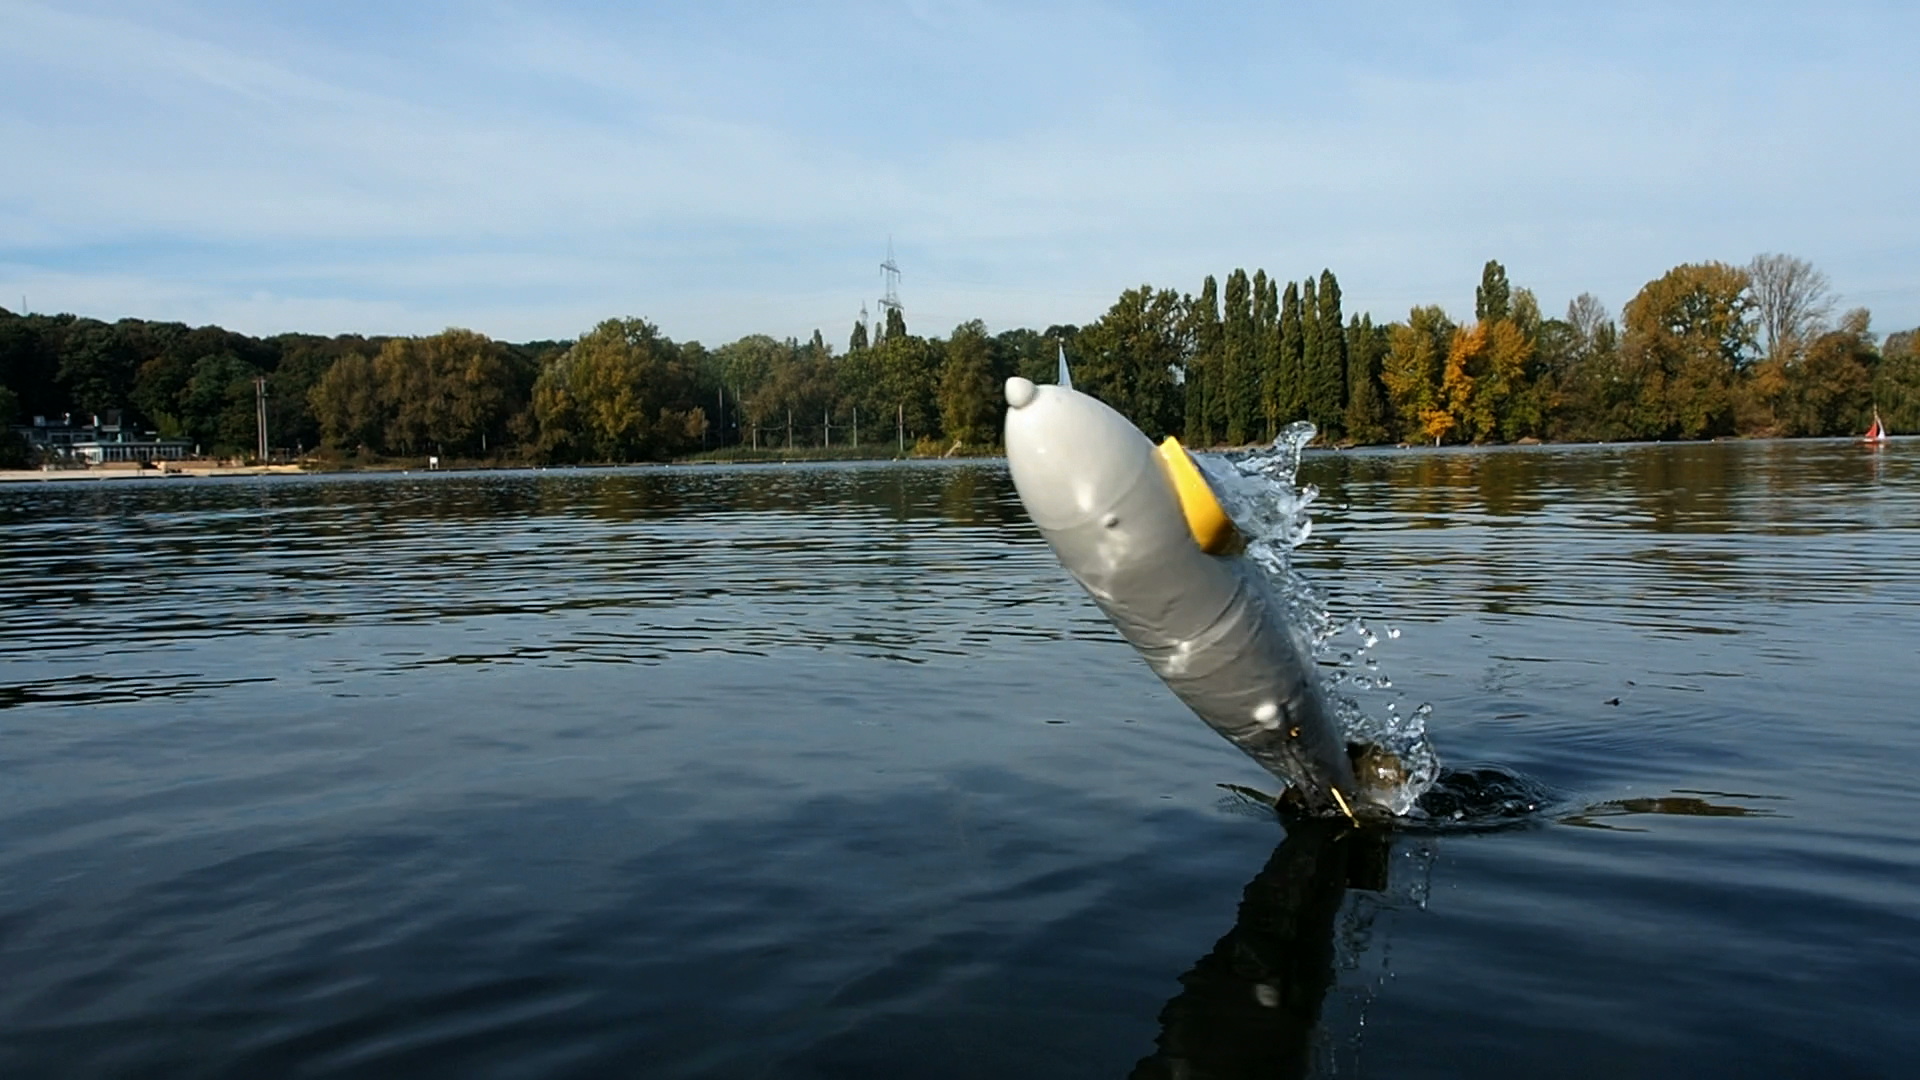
[1864,408,1889,444]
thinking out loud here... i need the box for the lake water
[3,442,1917,1078]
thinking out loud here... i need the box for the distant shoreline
[3,432,1894,485]
[0,464,307,483]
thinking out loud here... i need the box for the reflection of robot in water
[1128,788,1773,1079]
[1131,820,1397,1080]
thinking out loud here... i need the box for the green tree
[310,352,385,453]
[1501,288,1548,441]
[938,320,997,446]
[1476,259,1511,324]
[0,311,65,423]
[180,352,263,453]
[1277,281,1304,426]
[1183,276,1222,445]
[1252,271,1278,439]
[715,335,788,444]
[1768,309,1875,436]
[876,333,939,448]
[1549,293,1625,441]
[532,318,705,461]
[372,329,515,456]
[268,334,372,455]
[1309,269,1347,439]
[994,327,1051,388]
[0,383,24,465]
[1221,270,1255,443]
[1618,262,1755,439]
[1343,314,1387,444]
[1076,286,1187,438]
[1875,327,1920,434]
[56,319,138,418]
[1300,278,1320,433]
[129,327,199,438]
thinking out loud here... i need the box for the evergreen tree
[1311,269,1347,439]
[1222,269,1255,444]
[884,307,907,341]
[849,318,869,353]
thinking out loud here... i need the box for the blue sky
[2,0,1915,346]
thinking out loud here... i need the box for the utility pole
[253,376,268,462]
[897,403,904,455]
[853,406,859,449]
[823,407,831,450]
[786,409,793,451]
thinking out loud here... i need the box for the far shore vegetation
[3,254,1915,470]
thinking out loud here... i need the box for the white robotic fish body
[1002,376,1360,816]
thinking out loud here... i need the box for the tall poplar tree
[1311,269,1347,439]
[1222,269,1255,444]
[1183,276,1222,445]
[1278,281,1304,425]
[1476,260,1512,324]
[1344,313,1387,444]
[1300,277,1323,437]
[1252,270,1279,440]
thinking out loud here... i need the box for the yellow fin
[1156,436,1243,555]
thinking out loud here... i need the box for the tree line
[3,253,1915,466]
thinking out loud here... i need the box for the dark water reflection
[1132,820,1388,1080]
[3,444,1918,1077]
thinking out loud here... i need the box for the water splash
[1197,421,1441,816]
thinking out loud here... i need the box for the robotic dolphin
[1002,375,1371,818]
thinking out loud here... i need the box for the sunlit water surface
[3,441,1918,1078]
